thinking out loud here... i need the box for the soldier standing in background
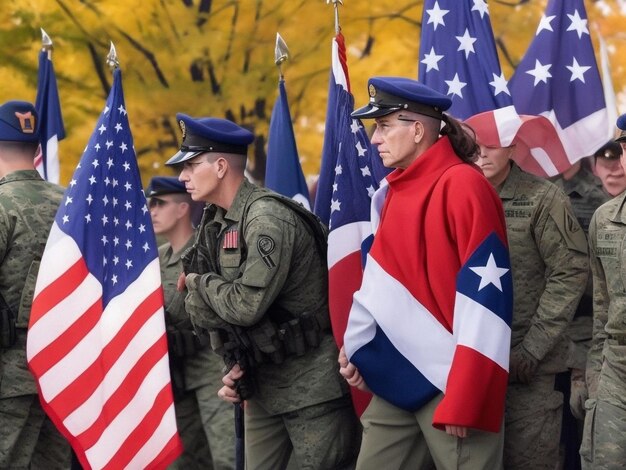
[581,115,626,469]
[591,140,626,198]
[551,144,613,470]
[0,101,70,468]
[147,176,234,470]
[466,110,589,469]
[166,114,359,469]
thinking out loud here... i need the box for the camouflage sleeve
[585,213,608,399]
[0,204,9,260]
[523,187,589,362]
[196,202,296,327]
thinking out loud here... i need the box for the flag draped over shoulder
[265,78,310,209]
[27,69,182,470]
[313,32,389,415]
[509,0,610,173]
[344,139,513,432]
[418,0,512,120]
[35,48,65,184]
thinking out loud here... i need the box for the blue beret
[616,113,626,143]
[146,176,187,197]
[166,114,254,165]
[351,77,452,120]
[0,101,39,143]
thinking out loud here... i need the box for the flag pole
[274,33,289,80]
[326,0,343,34]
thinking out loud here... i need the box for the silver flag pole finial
[106,42,120,70]
[326,0,343,34]
[275,33,289,79]
[41,28,53,58]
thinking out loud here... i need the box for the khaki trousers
[356,393,504,470]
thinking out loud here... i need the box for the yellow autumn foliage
[0,0,624,187]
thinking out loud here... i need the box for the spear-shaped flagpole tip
[106,42,120,70]
[326,0,343,34]
[41,28,53,58]
[275,33,289,79]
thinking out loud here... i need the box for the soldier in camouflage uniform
[147,176,234,470]
[580,117,626,469]
[0,101,70,468]
[466,110,589,469]
[165,114,359,470]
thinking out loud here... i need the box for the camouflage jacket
[586,191,626,399]
[186,179,347,414]
[0,170,63,398]
[499,164,589,373]
[159,236,223,391]
[553,166,609,234]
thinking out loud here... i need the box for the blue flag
[35,49,65,184]
[265,78,310,209]
[418,0,512,120]
[509,0,610,172]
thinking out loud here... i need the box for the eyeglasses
[373,118,417,136]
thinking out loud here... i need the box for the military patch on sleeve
[551,204,588,254]
[257,235,276,268]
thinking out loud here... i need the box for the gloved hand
[569,368,588,421]
[184,273,228,329]
[509,344,539,384]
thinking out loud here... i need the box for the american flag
[265,78,310,209]
[35,48,65,184]
[418,0,513,120]
[27,69,182,470]
[509,0,610,174]
[313,32,389,415]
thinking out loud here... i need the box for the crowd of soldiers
[1,75,625,470]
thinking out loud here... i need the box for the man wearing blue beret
[167,114,359,469]
[147,175,235,469]
[581,114,626,469]
[0,101,70,468]
[339,77,512,469]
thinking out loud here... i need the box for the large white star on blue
[445,73,467,98]
[526,59,552,86]
[426,1,449,31]
[567,9,589,39]
[566,57,591,83]
[470,254,509,291]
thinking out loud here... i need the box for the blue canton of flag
[314,34,389,230]
[418,0,513,120]
[35,49,65,184]
[266,78,310,210]
[57,71,157,304]
[509,0,610,165]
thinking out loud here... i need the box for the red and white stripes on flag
[27,68,181,470]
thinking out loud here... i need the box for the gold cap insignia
[179,119,186,140]
[368,84,376,98]
[15,111,35,134]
